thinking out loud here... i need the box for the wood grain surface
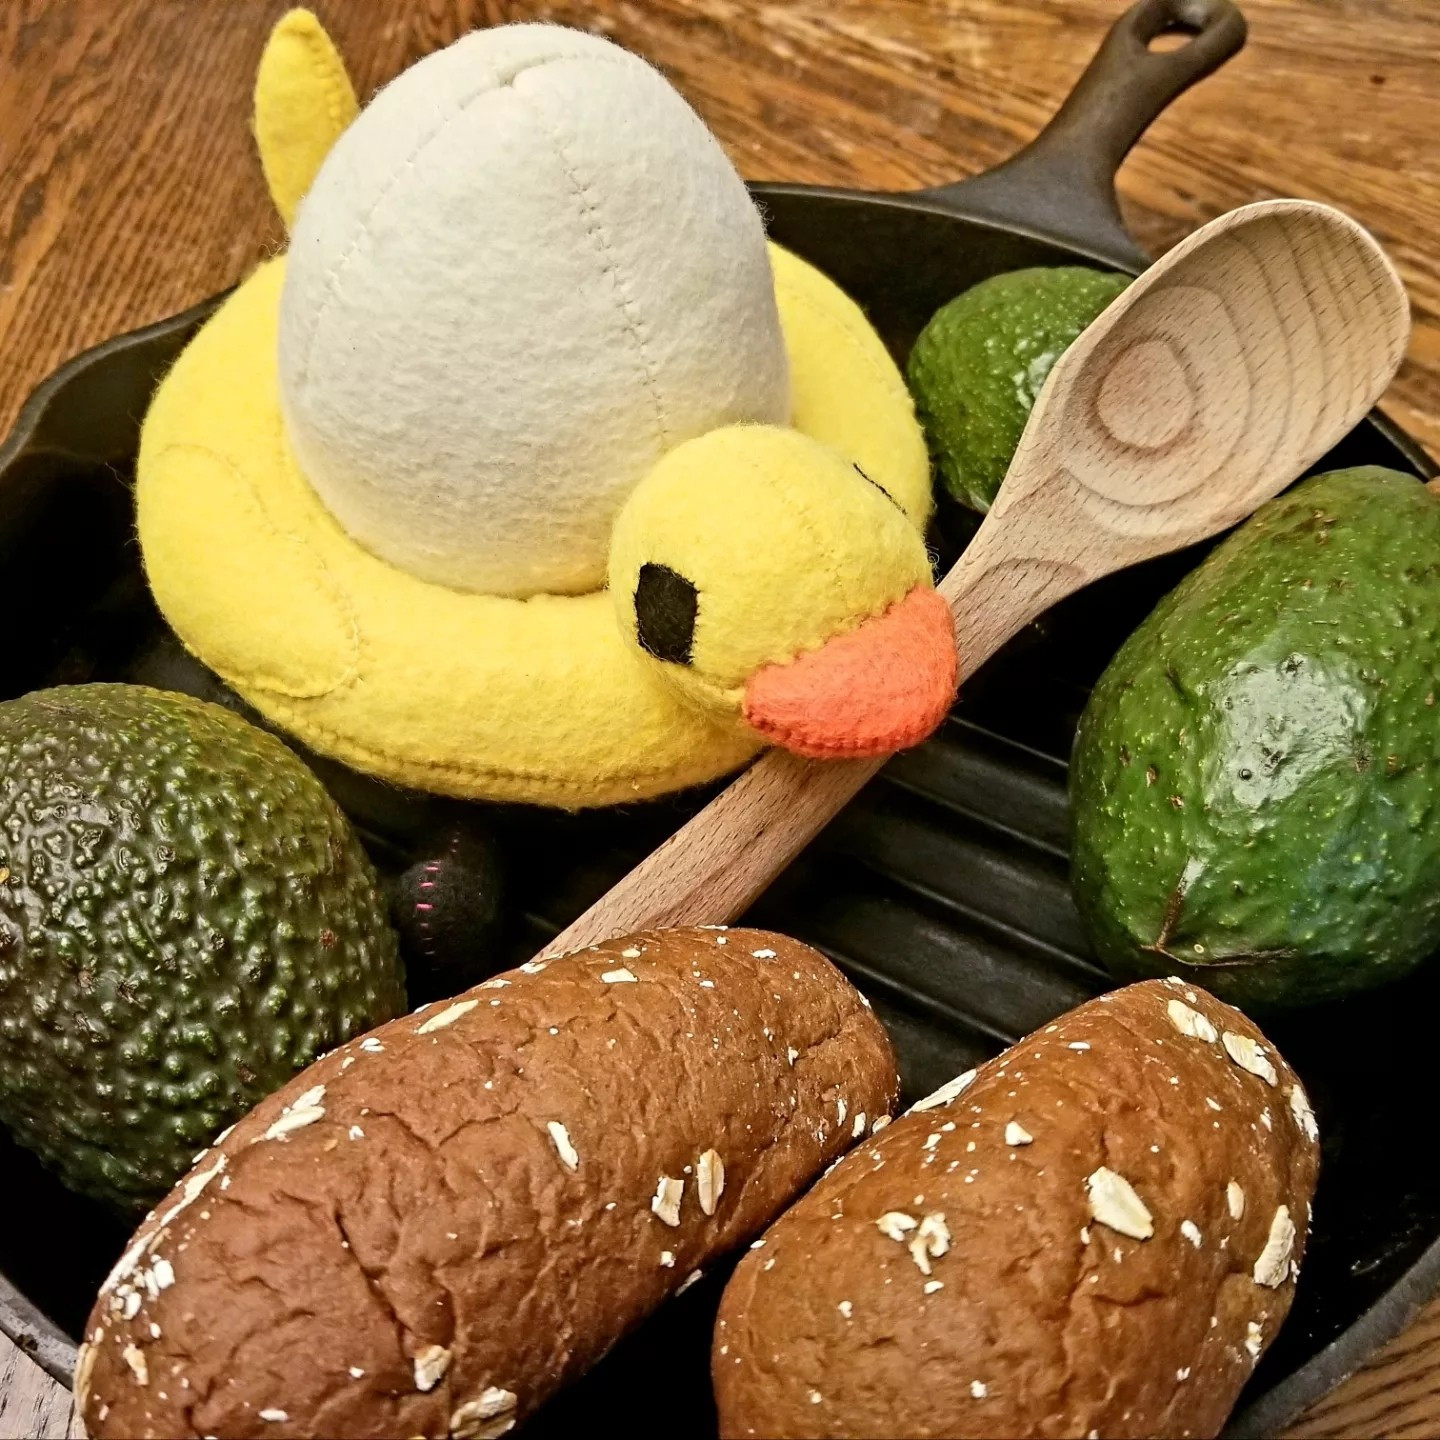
[1,3,1438,1438]
[0,1345,77,1440]
[2,0,1439,458]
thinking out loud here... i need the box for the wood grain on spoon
[546,198,1409,956]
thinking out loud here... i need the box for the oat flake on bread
[713,978,1319,1439]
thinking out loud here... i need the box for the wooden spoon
[547,198,1410,953]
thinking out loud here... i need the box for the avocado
[907,265,1129,513]
[1071,467,1440,1010]
[0,685,405,1212]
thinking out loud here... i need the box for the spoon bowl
[947,199,1410,668]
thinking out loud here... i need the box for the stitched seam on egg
[288,51,635,400]
[514,81,671,459]
[157,441,363,700]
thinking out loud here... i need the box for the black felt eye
[634,562,698,665]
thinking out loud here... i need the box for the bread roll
[713,978,1320,1439]
[77,927,897,1439]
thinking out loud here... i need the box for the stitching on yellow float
[154,440,362,700]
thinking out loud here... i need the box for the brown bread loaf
[76,926,898,1439]
[713,978,1320,1440]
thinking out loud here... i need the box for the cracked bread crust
[77,927,898,1439]
[713,979,1320,1440]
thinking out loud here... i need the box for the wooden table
[1,1,1438,1436]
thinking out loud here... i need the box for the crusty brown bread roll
[77,927,898,1439]
[713,978,1320,1440]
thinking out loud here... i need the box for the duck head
[610,426,958,759]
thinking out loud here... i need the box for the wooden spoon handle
[941,527,1087,681]
[542,529,1085,956]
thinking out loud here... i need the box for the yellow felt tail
[253,9,358,230]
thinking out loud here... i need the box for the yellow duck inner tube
[138,245,936,808]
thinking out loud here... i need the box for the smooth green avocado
[907,265,1129,513]
[1071,467,1440,1010]
[0,684,405,1212]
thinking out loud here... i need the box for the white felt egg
[277,24,789,598]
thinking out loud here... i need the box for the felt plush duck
[137,11,956,808]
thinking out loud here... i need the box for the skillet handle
[917,0,1247,271]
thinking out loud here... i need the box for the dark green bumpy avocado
[1071,468,1440,1010]
[907,265,1129,513]
[0,685,405,1211]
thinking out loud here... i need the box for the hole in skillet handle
[1148,30,1195,52]
[913,0,1248,272]
[1140,0,1218,50]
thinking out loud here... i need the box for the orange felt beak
[741,586,958,760]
